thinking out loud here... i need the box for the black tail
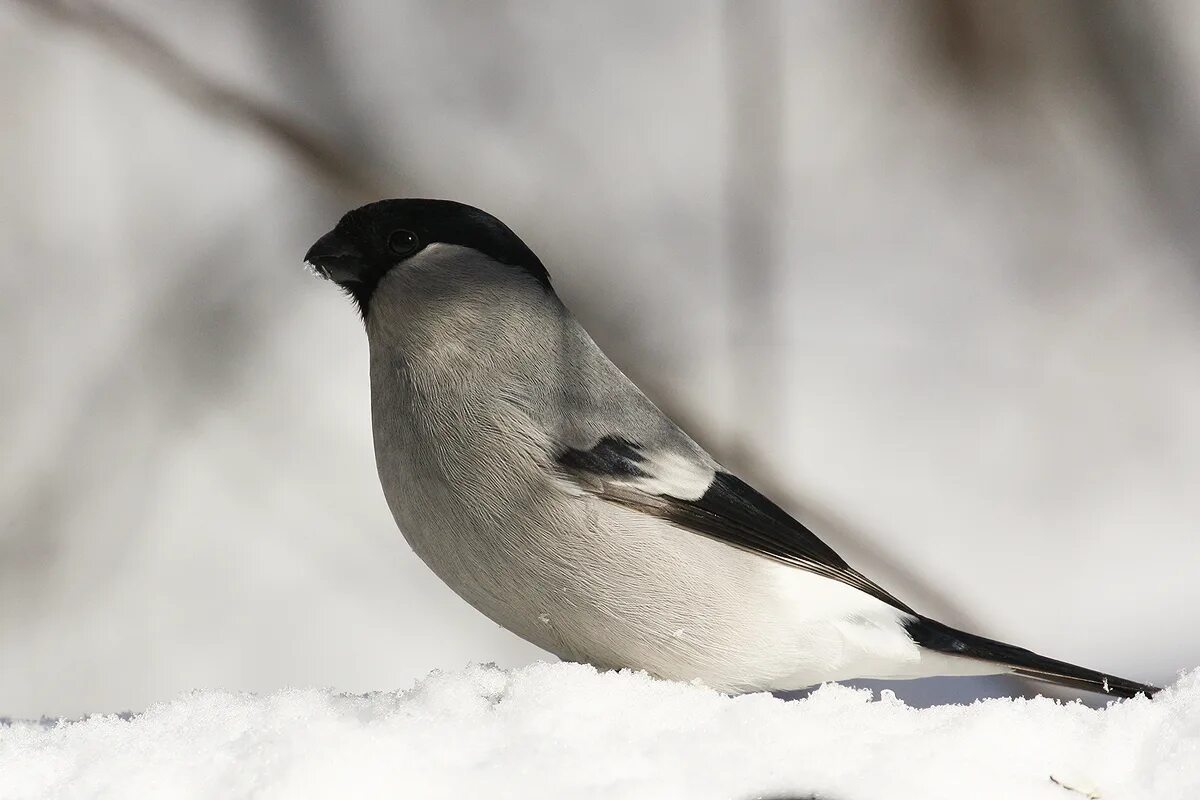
[906,615,1160,699]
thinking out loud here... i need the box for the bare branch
[723,0,784,438]
[11,0,388,201]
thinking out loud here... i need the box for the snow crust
[1,662,1196,800]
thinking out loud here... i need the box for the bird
[304,198,1159,699]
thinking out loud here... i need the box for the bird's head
[304,199,550,318]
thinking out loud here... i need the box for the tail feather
[906,615,1160,699]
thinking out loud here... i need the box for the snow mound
[1,663,1196,800]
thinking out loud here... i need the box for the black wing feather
[557,439,1162,697]
[556,441,913,614]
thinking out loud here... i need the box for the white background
[2,1,1197,718]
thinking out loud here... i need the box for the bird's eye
[387,229,420,256]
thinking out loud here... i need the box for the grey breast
[362,248,802,687]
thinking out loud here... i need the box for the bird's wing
[555,436,914,614]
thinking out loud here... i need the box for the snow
[1,663,1196,800]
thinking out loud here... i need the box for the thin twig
[11,0,386,201]
[1050,774,1102,799]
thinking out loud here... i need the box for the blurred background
[2,0,1198,719]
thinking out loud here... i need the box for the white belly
[386,469,933,692]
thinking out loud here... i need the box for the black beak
[304,230,364,283]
